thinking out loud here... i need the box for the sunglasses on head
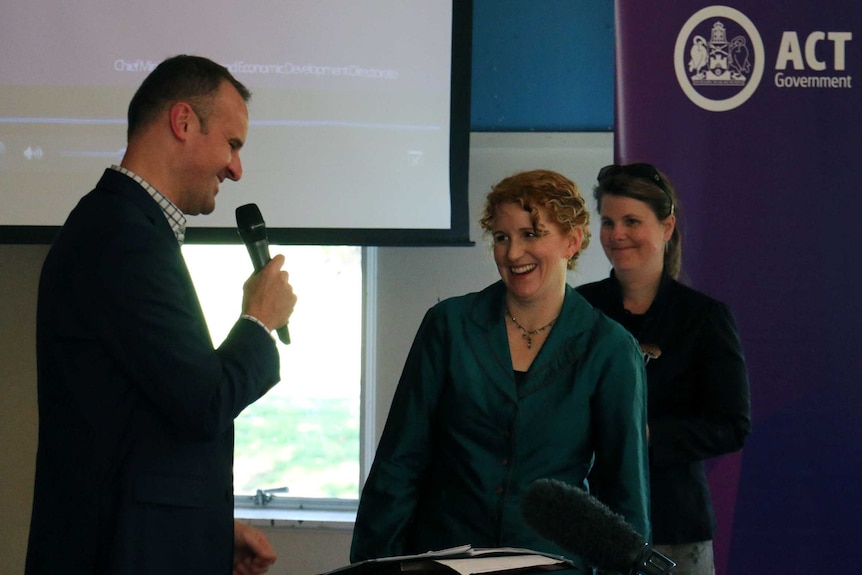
[597,163,674,214]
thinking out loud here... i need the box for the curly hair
[479,169,591,271]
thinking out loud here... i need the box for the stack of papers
[321,545,574,575]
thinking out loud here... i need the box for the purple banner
[615,2,860,572]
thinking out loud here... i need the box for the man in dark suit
[25,55,296,575]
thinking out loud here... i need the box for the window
[182,244,364,509]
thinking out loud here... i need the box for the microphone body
[235,203,290,345]
[521,478,675,575]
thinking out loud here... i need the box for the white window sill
[235,506,356,531]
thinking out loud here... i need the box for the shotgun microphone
[235,203,290,345]
[521,478,675,575]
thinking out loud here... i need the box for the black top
[578,272,751,544]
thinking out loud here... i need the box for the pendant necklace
[506,308,558,349]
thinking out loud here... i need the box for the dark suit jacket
[578,272,751,544]
[26,169,281,574]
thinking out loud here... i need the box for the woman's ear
[567,227,584,259]
[662,214,676,242]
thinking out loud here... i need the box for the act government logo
[675,6,765,112]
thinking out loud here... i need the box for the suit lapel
[463,282,519,402]
[96,169,209,338]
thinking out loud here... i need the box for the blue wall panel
[471,0,615,131]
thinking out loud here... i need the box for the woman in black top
[577,163,751,575]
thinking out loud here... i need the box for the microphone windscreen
[521,478,646,573]
[236,203,268,244]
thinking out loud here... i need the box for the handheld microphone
[235,203,290,345]
[521,478,675,575]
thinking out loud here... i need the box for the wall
[0,245,43,575]
[470,0,613,130]
[0,1,616,573]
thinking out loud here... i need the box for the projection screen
[0,0,472,245]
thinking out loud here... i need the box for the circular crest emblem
[675,6,765,111]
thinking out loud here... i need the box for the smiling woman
[577,163,751,575]
[350,169,650,571]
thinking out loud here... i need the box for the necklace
[506,308,558,349]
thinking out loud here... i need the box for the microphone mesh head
[236,203,267,243]
[521,478,646,573]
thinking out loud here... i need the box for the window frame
[231,246,378,525]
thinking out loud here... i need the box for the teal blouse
[351,281,650,571]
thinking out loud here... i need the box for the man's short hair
[126,54,251,140]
